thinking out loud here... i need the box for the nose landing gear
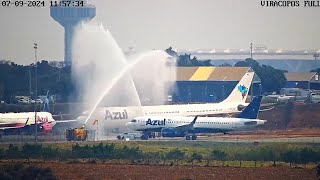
[185,134,197,140]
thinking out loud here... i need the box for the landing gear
[185,134,197,140]
[141,131,156,140]
[140,134,149,140]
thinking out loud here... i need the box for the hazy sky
[0,0,319,64]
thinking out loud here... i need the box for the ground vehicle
[117,133,140,140]
[66,126,88,141]
[311,93,320,103]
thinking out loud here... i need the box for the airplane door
[231,121,236,129]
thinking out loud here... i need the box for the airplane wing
[0,123,26,130]
[55,119,80,123]
[174,116,198,131]
[0,117,29,130]
[52,113,74,120]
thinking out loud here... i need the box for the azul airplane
[79,72,255,129]
[125,96,265,140]
[0,112,56,134]
[0,98,75,135]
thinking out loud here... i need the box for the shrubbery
[0,143,319,164]
[0,163,56,180]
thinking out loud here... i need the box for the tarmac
[0,133,320,144]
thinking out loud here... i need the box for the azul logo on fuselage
[146,119,166,126]
[37,116,48,123]
[105,109,128,120]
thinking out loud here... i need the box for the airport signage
[105,109,128,120]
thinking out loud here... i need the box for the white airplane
[125,96,265,140]
[0,99,76,135]
[80,72,255,129]
[0,112,56,134]
[266,94,294,103]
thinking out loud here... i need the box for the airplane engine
[237,104,246,111]
[39,123,53,133]
[161,128,185,137]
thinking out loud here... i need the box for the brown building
[173,67,260,103]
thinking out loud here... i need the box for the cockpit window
[131,119,137,123]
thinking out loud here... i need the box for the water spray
[71,22,175,138]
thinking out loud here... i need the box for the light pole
[250,43,253,59]
[314,53,319,70]
[259,83,262,95]
[34,43,38,143]
[29,68,32,99]
[222,85,225,101]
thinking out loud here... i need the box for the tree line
[0,60,75,103]
[0,48,287,103]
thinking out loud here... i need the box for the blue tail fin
[237,96,262,119]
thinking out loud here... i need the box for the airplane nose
[125,122,131,127]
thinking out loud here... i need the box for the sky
[0,0,319,64]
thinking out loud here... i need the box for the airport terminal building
[172,67,261,103]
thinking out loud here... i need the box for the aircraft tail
[222,72,254,103]
[237,95,262,119]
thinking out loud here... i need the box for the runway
[100,134,320,144]
[0,134,320,144]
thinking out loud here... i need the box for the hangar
[285,72,320,90]
[172,67,261,103]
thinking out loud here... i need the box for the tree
[165,47,178,57]
[310,68,320,73]
[234,61,249,67]
[219,63,232,67]
[190,152,202,165]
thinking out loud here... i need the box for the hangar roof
[285,72,317,81]
[176,67,252,81]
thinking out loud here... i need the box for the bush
[0,163,57,180]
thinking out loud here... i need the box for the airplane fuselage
[78,102,248,129]
[126,116,266,133]
[0,112,56,133]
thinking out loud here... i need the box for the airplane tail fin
[222,72,254,103]
[237,95,262,119]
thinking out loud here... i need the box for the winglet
[25,117,29,125]
[190,116,198,126]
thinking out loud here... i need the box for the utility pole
[29,68,32,99]
[250,43,253,59]
[34,43,38,143]
[314,53,319,70]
